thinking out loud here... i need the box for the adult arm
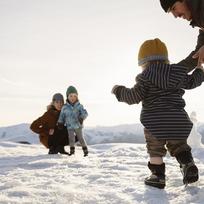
[30,112,49,135]
[178,30,204,71]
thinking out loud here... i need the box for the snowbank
[2,122,204,146]
[0,123,145,145]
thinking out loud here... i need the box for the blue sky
[0,0,203,127]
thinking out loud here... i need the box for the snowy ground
[0,142,204,204]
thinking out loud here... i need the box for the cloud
[0,76,24,87]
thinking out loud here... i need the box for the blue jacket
[58,101,88,130]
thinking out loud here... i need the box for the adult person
[160,0,204,69]
[30,93,69,154]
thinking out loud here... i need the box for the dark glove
[111,85,120,94]
[111,85,125,101]
[78,117,84,125]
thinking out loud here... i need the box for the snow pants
[68,128,87,148]
[144,128,191,157]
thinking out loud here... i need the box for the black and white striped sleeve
[181,68,204,90]
[114,81,147,105]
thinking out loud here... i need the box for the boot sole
[60,152,69,155]
[183,165,199,184]
[144,180,165,189]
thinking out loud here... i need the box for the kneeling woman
[30,93,69,154]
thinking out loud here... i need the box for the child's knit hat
[52,93,64,103]
[66,86,78,97]
[138,38,169,66]
[160,0,180,12]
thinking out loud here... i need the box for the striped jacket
[113,63,204,140]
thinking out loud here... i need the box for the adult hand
[49,129,54,135]
[193,45,204,66]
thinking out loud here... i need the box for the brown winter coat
[30,105,60,148]
[178,0,204,71]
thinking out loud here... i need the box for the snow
[188,112,204,149]
[0,117,204,203]
[85,124,144,144]
[2,122,204,145]
[0,123,38,144]
[0,142,204,204]
[0,123,145,145]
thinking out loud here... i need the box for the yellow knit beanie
[138,38,169,66]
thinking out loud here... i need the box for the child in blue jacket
[58,86,88,156]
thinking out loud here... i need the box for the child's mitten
[78,117,84,125]
[111,85,125,101]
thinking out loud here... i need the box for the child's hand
[111,85,125,102]
[49,129,54,135]
[111,85,120,94]
[78,117,84,125]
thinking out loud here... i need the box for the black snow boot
[48,146,58,154]
[82,146,88,157]
[176,151,199,185]
[145,162,166,189]
[69,147,75,156]
[56,146,69,155]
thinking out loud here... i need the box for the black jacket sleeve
[181,68,204,89]
[177,30,204,72]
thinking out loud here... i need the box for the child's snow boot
[69,147,75,156]
[145,162,166,189]
[82,146,88,157]
[176,151,199,185]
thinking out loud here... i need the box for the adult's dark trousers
[48,127,69,148]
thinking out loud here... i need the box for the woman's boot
[48,146,58,154]
[56,146,69,155]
